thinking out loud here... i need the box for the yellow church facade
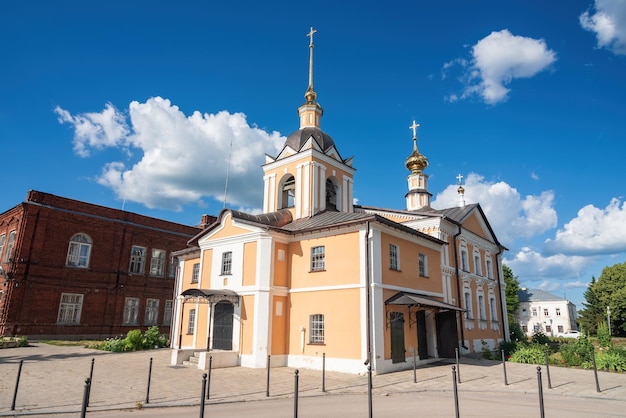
[170,29,508,374]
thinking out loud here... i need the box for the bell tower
[404,120,431,211]
[262,28,355,219]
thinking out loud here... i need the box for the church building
[170,29,508,374]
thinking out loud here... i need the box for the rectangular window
[191,263,200,283]
[57,293,84,324]
[167,254,177,279]
[4,230,16,262]
[486,259,493,279]
[474,254,482,275]
[187,308,196,334]
[545,325,552,333]
[163,300,173,326]
[464,292,473,319]
[418,253,428,277]
[543,308,549,317]
[123,297,140,325]
[129,246,146,274]
[221,251,233,275]
[389,244,399,270]
[144,298,159,325]
[309,314,324,344]
[310,246,325,271]
[558,325,564,333]
[478,295,486,320]
[532,308,537,316]
[490,297,497,321]
[460,250,468,271]
[556,308,561,316]
[150,249,166,276]
[0,233,6,261]
[522,325,528,332]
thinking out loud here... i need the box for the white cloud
[538,280,561,292]
[564,280,588,289]
[431,173,557,244]
[56,97,285,211]
[504,247,593,280]
[580,0,626,55]
[444,30,556,104]
[544,198,626,255]
[55,103,130,157]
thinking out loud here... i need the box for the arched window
[66,233,92,268]
[325,178,338,210]
[279,175,296,209]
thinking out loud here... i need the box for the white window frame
[0,233,5,261]
[310,246,325,272]
[66,233,92,268]
[309,314,324,344]
[191,263,200,283]
[57,293,84,325]
[144,298,159,325]
[464,291,473,319]
[389,244,399,270]
[123,297,140,325]
[187,308,196,334]
[486,259,493,279]
[543,308,549,317]
[478,294,486,320]
[418,253,428,277]
[221,251,233,275]
[532,308,538,317]
[129,246,146,274]
[556,308,561,316]
[150,249,166,277]
[163,300,173,326]
[474,252,482,276]
[4,230,16,262]
[489,296,497,321]
[460,249,469,272]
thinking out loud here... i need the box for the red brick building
[0,190,211,339]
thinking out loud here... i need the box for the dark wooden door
[213,302,234,350]
[435,310,458,358]
[390,312,405,363]
[416,310,428,359]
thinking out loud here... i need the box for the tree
[591,262,626,337]
[502,264,520,321]
[578,277,604,335]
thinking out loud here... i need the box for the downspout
[495,247,508,342]
[453,224,468,350]
[365,221,372,368]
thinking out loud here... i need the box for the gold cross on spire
[456,173,464,185]
[409,120,420,139]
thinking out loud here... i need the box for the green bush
[596,347,626,372]
[142,326,168,349]
[509,344,545,365]
[597,322,612,348]
[497,340,518,358]
[531,331,550,345]
[124,329,143,351]
[509,322,527,344]
[17,336,28,347]
[559,334,593,367]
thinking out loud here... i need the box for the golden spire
[405,120,428,173]
[305,27,317,103]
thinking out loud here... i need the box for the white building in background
[515,288,578,337]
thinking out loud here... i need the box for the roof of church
[284,127,336,153]
[418,203,480,223]
[518,288,568,303]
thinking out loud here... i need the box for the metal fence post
[413,348,417,383]
[501,349,508,386]
[146,357,153,404]
[199,373,207,418]
[80,378,91,418]
[455,347,461,384]
[537,367,545,418]
[266,354,271,397]
[322,353,326,392]
[207,356,213,400]
[367,365,373,418]
[86,358,95,407]
[544,350,552,389]
[452,366,460,418]
[11,360,23,411]
[591,348,601,393]
[294,370,299,418]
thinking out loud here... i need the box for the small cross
[409,120,420,138]
[307,27,317,47]
[456,174,464,185]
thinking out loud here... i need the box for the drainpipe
[453,224,468,350]
[365,221,372,369]
[495,247,508,342]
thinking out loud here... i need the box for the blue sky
[2,0,625,310]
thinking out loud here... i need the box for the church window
[4,230,16,262]
[309,314,324,344]
[66,233,92,268]
[389,244,399,270]
[310,246,325,271]
[221,251,233,275]
[325,178,337,210]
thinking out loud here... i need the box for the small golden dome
[305,87,317,103]
[405,149,428,173]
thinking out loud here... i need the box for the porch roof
[385,291,464,312]
[179,288,239,304]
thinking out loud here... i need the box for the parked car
[558,330,580,338]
